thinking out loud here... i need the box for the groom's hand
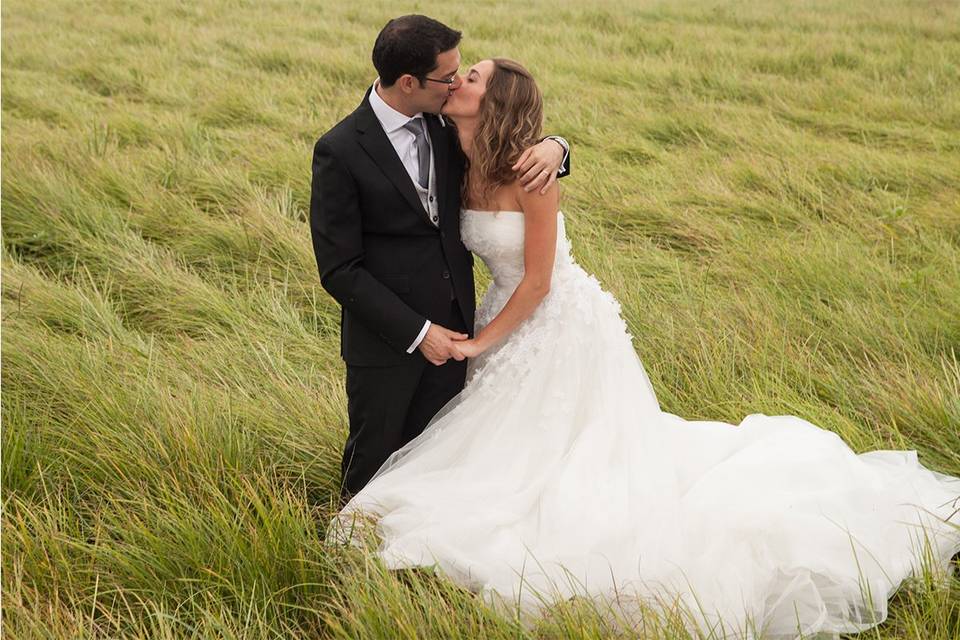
[418,324,469,366]
[513,138,565,194]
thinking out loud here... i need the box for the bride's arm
[454,183,559,359]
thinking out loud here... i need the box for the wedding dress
[329,209,960,639]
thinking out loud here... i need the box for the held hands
[513,138,565,195]
[450,339,484,360]
[418,324,469,366]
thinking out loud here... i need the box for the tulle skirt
[329,255,960,639]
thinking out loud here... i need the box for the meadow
[2,0,959,637]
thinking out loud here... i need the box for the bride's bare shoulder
[484,179,559,214]
[513,179,559,216]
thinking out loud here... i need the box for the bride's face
[441,59,495,119]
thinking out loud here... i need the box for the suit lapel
[355,91,430,221]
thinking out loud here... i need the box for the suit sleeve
[310,138,427,353]
[544,135,571,177]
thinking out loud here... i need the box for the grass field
[3,0,959,637]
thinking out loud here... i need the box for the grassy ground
[3,0,959,637]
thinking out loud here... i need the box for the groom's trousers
[339,298,468,506]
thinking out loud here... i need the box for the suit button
[440,231,446,239]
[442,270,450,279]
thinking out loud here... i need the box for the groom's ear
[396,74,418,94]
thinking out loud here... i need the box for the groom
[311,14,570,505]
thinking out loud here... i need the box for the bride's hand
[451,338,484,359]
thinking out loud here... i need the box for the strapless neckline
[462,209,565,217]
[462,209,524,216]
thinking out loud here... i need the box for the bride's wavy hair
[464,58,543,205]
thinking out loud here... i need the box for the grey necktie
[402,118,430,190]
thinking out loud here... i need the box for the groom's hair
[373,15,461,87]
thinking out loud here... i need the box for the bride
[328,58,960,639]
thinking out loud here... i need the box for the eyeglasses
[423,74,457,85]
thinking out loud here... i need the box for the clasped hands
[418,324,483,366]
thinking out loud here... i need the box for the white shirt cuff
[546,135,569,176]
[406,319,431,353]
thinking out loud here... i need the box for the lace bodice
[460,209,575,337]
[459,208,638,396]
[460,209,573,289]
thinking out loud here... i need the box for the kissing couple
[311,14,960,639]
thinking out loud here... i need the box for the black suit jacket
[310,88,475,366]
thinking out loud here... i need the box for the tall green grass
[3,0,959,637]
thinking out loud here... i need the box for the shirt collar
[369,80,423,134]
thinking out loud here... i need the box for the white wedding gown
[330,209,960,639]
